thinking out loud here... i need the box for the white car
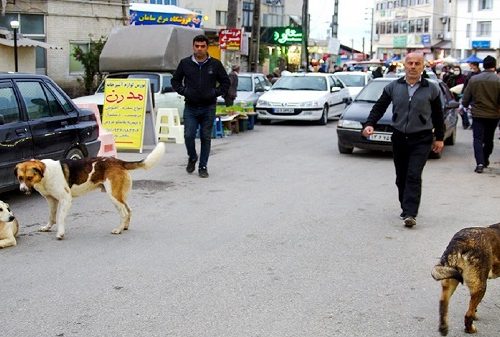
[255,73,351,125]
[216,72,272,107]
[73,72,185,119]
[330,71,372,100]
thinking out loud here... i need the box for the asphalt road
[1,121,499,337]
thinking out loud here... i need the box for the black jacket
[365,77,445,141]
[171,55,230,107]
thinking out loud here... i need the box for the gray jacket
[365,77,444,140]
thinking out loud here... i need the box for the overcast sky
[309,0,374,52]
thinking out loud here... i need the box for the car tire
[318,105,328,125]
[65,147,85,160]
[338,142,354,154]
[444,128,456,146]
[260,119,271,125]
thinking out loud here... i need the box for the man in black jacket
[171,35,230,178]
[362,52,444,228]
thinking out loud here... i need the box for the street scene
[1,122,500,337]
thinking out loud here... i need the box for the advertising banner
[219,29,242,50]
[130,10,202,28]
[102,79,149,152]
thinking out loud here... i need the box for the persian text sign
[130,10,202,28]
[262,27,303,45]
[102,79,148,151]
[219,29,242,50]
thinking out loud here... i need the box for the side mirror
[331,86,341,93]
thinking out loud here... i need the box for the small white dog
[0,200,19,249]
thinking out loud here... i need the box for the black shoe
[186,157,197,173]
[198,167,209,178]
[484,159,490,168]
[474,164,484,173]
[399,212,406,220]
[404,216,417,228]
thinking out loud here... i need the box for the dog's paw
[111,228,122,234]
[39,225,52,232]
[439,324,448,336]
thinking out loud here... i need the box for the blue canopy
[462,55,483,63]
[384,55,401,65]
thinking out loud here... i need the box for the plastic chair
[155,108,184,144]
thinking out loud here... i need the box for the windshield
[355,80,392,102]
[334,74,366,87]
[97,73,161,93]
[237,76,252,92]
[272,76,327,91]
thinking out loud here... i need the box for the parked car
[0,73,100,193]
[217,72,272,107]
[336,77,459,158]
[255,73,351,125]
[331,71,372,100]
[73,72,185,118]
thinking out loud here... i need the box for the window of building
[69,42,89,74]
[408,20,415,33]
[386,22,392,34]
[478,0,492,10]
[477,21,491,36]
[242,2,253,28]
[467,0,472,12]
[416,18,422,32]
[423,18,429,32]
[380,22,386,34]
[466,23,471,37]
[401,20,408,33]
[263,13,283,27]
[401,0,408,6]
[216,11,227,26]
[149,0,178,4]
[393,21,399,33]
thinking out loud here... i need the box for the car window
[17,81,51,119]
[127,73,160,93]
[273,76,327,91]
[254,77,265,91]
[238,76,252,91]
[330,76,345,88]
[334,74,366,87]
[355,80,391,102]
[161,74,173,93]
[46,82,73,113]
[258,75,272,88]
[0,86,20,124]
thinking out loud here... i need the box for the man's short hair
[193,34,209,45]
[483,55,497,69]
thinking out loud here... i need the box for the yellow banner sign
[101,79,148,151]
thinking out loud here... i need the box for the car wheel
[444,128,456,145]
[318,105,328,125]
[260,119,271,125]
[338,142,354,154]
[65,148,84,160]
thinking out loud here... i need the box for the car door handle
[15,128,28,136]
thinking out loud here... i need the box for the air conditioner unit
[437,33,444,39]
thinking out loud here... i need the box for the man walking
[461,55,500,173]
[362,52,444,228]
[223,64,239,107]
[171,35,230,178]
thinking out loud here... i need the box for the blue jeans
[472,117,499,166]
[183,104,216,168]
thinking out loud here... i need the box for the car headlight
[338,120,363,129]
[257,99,270,107]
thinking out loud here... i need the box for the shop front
[261,26,303,73]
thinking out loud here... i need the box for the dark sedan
[0,73,100,193]
[336,77,459,158]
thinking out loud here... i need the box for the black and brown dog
[431,223,500,335]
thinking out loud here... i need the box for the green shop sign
[263,27,303,45]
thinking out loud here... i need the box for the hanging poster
[101,79,149,152]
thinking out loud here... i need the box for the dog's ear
[33,167,44,178]
[14,163,22,178]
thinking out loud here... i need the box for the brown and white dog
[14,142,165,240]
[0,200,19,248]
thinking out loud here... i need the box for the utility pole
[226,0,239,68]
[301,0,309,72]
[249,0,261,72]
[365,7,374,60]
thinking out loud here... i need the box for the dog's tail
[123,142,166,171]
[431,265,464,283]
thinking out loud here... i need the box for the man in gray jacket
[362,52,444,228]
[461,55,500,173]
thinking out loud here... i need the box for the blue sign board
[471,40,490,49]
[421,34,431,47]
[130,10,202,28]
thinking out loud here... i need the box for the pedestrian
[223,64,239,107]
[171,34,230,178]
[385,64,398,78]
[372,66,383,78]
[461,55,500,174]
[361,52,444,228]
[445,65,465,89]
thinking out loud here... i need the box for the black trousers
[391,130,433,217]
[471,117,499,166]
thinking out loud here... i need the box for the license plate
[368,133,392,142]
[274,108,294,113]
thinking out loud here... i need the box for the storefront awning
[432,40,452,49]
[289,15,302,25]
[0,28,62,49]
